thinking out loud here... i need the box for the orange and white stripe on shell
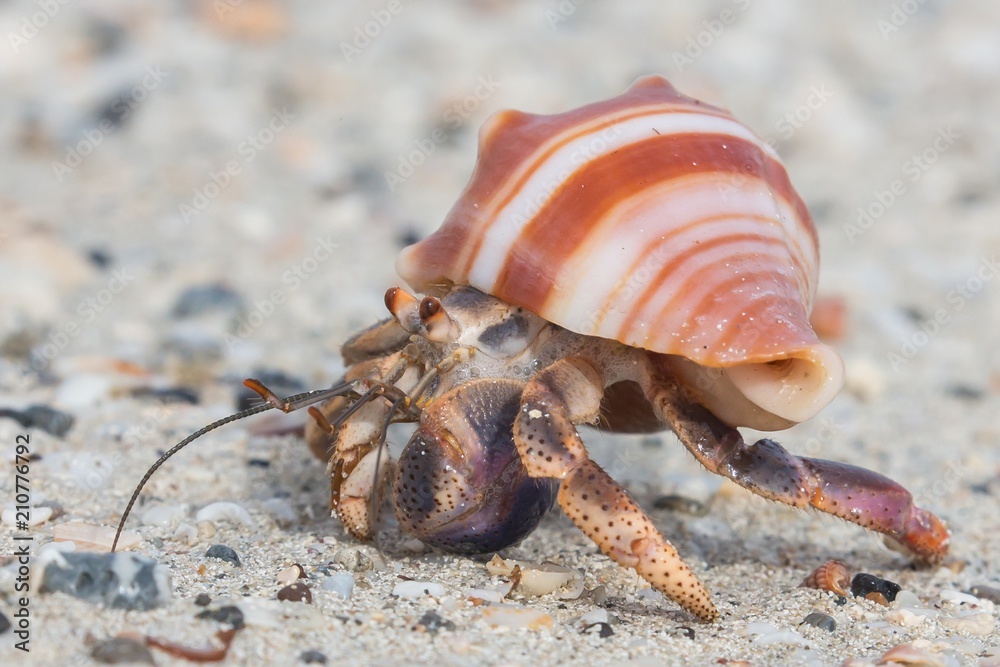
[397,76,843,426]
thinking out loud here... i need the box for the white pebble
[481,605,553,629]
[323,573,355,600]
[938,589,981,606]
[1,506,52,527]
[579,609,609,626]
[261,498,297,526]
[140,505,187,527]
[894,590,924,608]
[392,581,445,598]
[195,502,254,526]
[752,630,809,646]
[886,608,926,627]
[939,612,995,636]
[746,621,780,637]
[466,588,504,603]
[172,523,198,544]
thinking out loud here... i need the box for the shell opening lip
[723,343,845,424]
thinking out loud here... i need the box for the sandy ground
[1,1,1000,665]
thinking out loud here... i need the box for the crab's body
[301,285,947,622]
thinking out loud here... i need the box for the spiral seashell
[800,559,851,597]
[398,75,843,428]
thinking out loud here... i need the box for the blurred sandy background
[1,1,999,665]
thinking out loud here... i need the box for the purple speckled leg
[655,384,950,565]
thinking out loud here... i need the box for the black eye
[478,315,529,353]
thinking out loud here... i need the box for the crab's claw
[393,378,557,554]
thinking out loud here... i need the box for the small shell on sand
[801,560,851,597]
[53,521,141,551]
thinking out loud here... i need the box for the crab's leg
[653,382,950,565]
[512,357,720,623]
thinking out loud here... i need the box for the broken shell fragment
[486,555,582,597]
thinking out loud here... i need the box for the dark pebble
[397,228,422,248]
[801,612,836,632]
[130,386,200,404]
[969,584,1000,604]
[40,552,170,610]
[946,384,983,400]
[415,610,456,633]
[86,247,113,269]
[196,605,245,629]
[300,650,328,664]
[653,494,707,515]
[0,404,75,437]
[675,626,695,640]
[0,610,9,634]
[172,283,245,318]
[581,622,614,638]
[851,573,901,603]
[205,544,241,567]
[277,582,312,604]
[235,368,307,411]
[91,636,154,664]
[194,593,212,606]
[248,458,271,468]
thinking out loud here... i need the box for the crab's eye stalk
[385,286,423,333]
[393,379,557,554]
[418,296,459,342]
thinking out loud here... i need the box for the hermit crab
[116,76,948,622]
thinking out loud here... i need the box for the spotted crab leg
[652,380,950,565]
[512,357,720,623]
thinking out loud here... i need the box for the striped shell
[397,76,843,428]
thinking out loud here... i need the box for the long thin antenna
[112,381,360,552]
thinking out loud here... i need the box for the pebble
[140,504,188,527]
[53,521,141,552]
[261,498,297,526]
[938,612,995,636]
[322,573,355,600]
[39,552,171,610]
[194,593,212,606]
[173,523,198,544]
[300,650,328,664]
[392,581,445,598]
[652,494,707,515]
[481,606,554,630]
[205,544,241,566]
[801,612,836,632]
[851,573,901,603]
[415,610,456,633]
[0,404,75,436]
[887,608,928,627]
[0,610,9,634]
[277,564,306,584]
[172,284,245,318]
[485,555,581,597]
[466,588,504,604]
[937,589,980,606]
[278,582,313,604]
[969,584,1000,603]
[1,505,53,527]
[91,636,155,664]
[129,386,200,404]
[894,590,923,608]
[582,622,614,638]
[196,502,254,527]
[196,605,246,629]
[579,609,609,626]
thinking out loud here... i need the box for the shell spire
[397,75,843,428]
